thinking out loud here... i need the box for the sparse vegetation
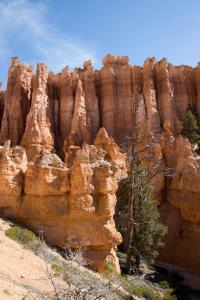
[5,225,42,253]
[51,263,66,275]
[123,281,178,300]
[158,281,177,300]
[5,226,119,299]
[125,284,160,299]
[48,257,122,299]
[103,261,118,276]
[98,256,164,300]
[163,292,177,300]
[4,221,188,300]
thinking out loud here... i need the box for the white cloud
[0,0,97,71]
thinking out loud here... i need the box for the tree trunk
[126,177,135,274]
[135,254,140,270]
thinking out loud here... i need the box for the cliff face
[0,128,126,272]
[0,55,200,276]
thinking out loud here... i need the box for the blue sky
[0,0,200,87]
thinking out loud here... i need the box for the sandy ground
[0,218,58,300]
[0,218,141,300]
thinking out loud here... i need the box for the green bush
[5,226,42,253]
[142,286,160,300]
[159,280,171,289]
[163,291,177,300]
[124,283,161,300]
[103,261,117,275]
[181,110,200,146]
[127,285,143,298]
[158,281,177,300]
[51,263,66,275]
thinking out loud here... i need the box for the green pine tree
[181,110,200,146]
[131,162,167,264]
[119,160,167,273]
[117,97,167,274]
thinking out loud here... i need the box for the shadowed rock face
[1,55,200,276]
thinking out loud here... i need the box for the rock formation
[154,59,180,135]
[80,60,100,142]
[21,63,54,159]
[0,126,126,272]
[1,55,200,279]
[143,57,161,134]
[0,57,33,146]
[70,79,91,144]
[100,55,133,144]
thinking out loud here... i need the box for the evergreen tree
[123,158,167,273]
[181,110,200,146]
[117,98,167,274]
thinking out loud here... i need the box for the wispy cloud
[0,0,97,72]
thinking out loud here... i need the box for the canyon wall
[0,55,200,277]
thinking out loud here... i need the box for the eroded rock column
[21,63,54,160]
[143,57,161,134]
[70,79,90,144]
[172,66,196,119]
[100,55,133,144]
[80,60,100,142]
[0,57,33,146]
[154,59,180,135]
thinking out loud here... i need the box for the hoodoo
[0,55,200,277]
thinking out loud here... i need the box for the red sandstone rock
[70,79,90,144]
[0,140,27,197]
[1,55,200,276]
[59,67,75,142]
[21,63,54,159]
[154,59,181,135]
[80,60,100,142]
[143,57,161,134]
[100,55,133,144]
[66,136,123,272]
[0,57,33,146]
[172,66,196,119]
[24,153,70,196]
[0,128,125,272]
